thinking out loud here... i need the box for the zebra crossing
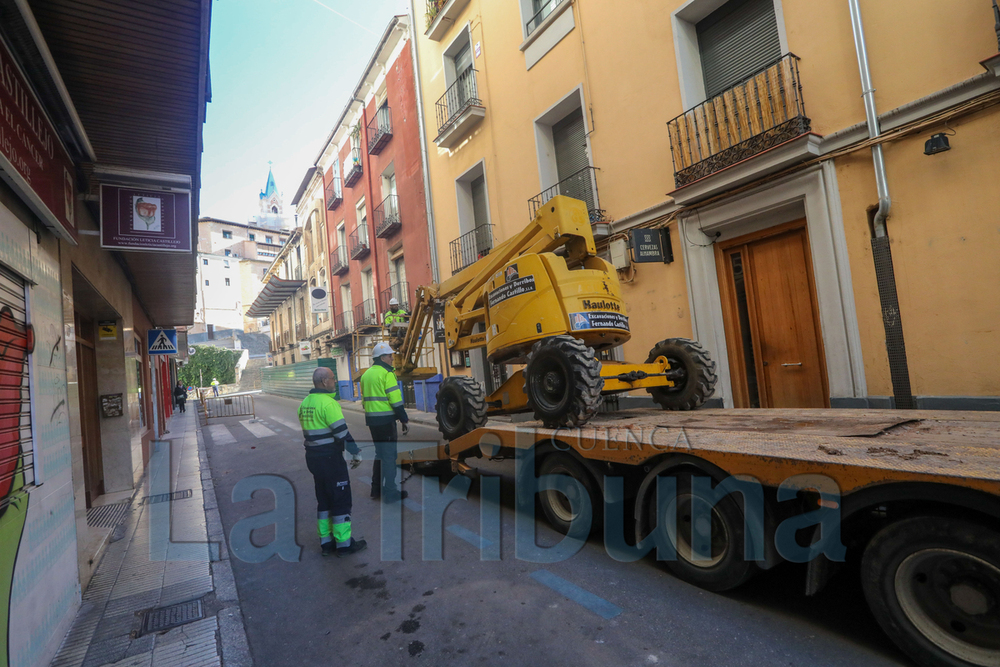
[204,417,288,444]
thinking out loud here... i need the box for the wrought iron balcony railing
[354,299,379,329]
[367,106,392,155]
[325,177,342,210]
[435,68,481,136]
[380,281,410,313]
[527,166,606,223]
[333,310,353,338]
[331,245,349,275]
[344,147,364,188]
[449,224,494,275]
[526,0,559,36]
[667,53,809,188]
[374,194,401,238]
[349,224,370,260]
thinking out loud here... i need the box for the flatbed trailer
[404,408,1000,667]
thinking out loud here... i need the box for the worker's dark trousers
[305,449,352,546]
[368,421,399,499]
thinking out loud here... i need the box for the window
[224,260,230,268]
[202,258,208,265]
[249,233,256,241]
[271,206,278,214]
[225,278,231,286]
[456,160,491,235]
[222,230,233,239]
[225,249,231,257]
[205,279,210,286]
[266,236,273,244]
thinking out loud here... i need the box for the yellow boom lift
[395,195,718,438]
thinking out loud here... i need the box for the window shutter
[0,265,33,508]
[552,108,588,182]
[697,0,781,99]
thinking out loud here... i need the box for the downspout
[847,0,914,409]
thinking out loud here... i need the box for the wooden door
[75,314,104,506]
[718,221,828,408]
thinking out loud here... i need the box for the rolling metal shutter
[697,0,781,99]
[0,265,33,513]
[553,108,588,182]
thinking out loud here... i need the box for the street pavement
[203,394,913,666]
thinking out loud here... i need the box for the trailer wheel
[537,453,602,537]
[861,516,1000,667]
[435,376,488,440]
[646,338,717,411]
[524,335,603,428]
[647,472,756,591]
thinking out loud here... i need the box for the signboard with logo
[147,329,178,355]
[569,311,630,332]
[310,287,329,314]
[298,340,312,355]
[630,228,673,264]
[98,321,118,340]
[432,302,446,344]
[100,184,192,252]
[0,35,77,242]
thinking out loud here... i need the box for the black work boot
[336,538,368,557]
[321,542,337,557]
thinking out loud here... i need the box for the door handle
[781,362,803,367]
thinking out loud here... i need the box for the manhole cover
[137,599,204,636]
[142,489,193,505]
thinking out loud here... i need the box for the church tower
[255,164,291,229]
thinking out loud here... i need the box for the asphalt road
[202,394,914,667]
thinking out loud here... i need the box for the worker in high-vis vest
[360,341,409,502]
[298,366,367,557]
[383,298,408,326]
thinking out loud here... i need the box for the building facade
[0,2,210,665]
[411,0,1000,410]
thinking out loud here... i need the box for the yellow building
[411,0,1000,410]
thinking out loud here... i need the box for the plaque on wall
[100,393,124,418]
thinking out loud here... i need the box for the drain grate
[141,489,193,505]
[86,501,131,528]
[137,599,204,636]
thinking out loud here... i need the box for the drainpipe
[847,0,914,409]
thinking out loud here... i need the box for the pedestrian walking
[173,382,187,413]
[298,367,366,557]
[360,342,409,502]
[211,377,220,397]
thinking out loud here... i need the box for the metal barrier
[199,392,256,425]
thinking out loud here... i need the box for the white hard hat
[373,342,394,357]
[389,298,399,306]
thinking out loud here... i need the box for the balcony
[349,225,370,260]
[374,194,401,238]
[434,69,485,149]
[325,177,342,210]
[344,148,363,188]
[354,299,379,329]
[667,54,809,189]
[333,310,353,339]
[449,224,494,275]
[528,166,609,234]
[424,0,472,41]
[331,245,349,275]
[367,106,392,155]
[380,281,410,313]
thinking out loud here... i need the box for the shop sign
[310,287,329,314]
[630,228,674,264]
[298,340,312,355]
[100,184,192,252]
[0,36,77,242]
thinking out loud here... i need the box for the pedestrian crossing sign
[147,329,178,355]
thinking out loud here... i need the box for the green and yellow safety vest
[298,389,359,455]
[360,360,407,426]
[384,309,408,326]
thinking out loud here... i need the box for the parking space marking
[530,570,622,619]
[446,525,492,550]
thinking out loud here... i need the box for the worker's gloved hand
[401,423,409,436]
[350,453,362,469]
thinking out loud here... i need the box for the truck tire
[646,472,756,592]
[435,376,488,440]
[537,453,602,537]
[646,338,717,411]
[861,516,1000,667]
[524,335,603,428]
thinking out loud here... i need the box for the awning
[246,277,305,318]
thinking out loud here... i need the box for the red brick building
[315,15,436,392]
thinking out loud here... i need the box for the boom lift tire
[861,516,1000,667]
[435,376,488,440]
[646,338,718,411]
[524,335,603,428]
[646,472,757,592]
[537,453,602,537]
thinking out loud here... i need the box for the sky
[200,0,410,224]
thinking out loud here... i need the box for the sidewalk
[50,408,251,667]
